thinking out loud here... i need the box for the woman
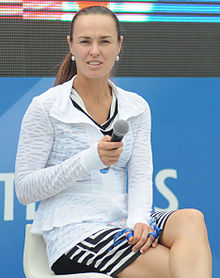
[15,6,212,278]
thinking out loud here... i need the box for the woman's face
[68,14,123,80]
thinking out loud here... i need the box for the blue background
[0,77,219,277]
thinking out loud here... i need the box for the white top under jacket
[15,76,153,266]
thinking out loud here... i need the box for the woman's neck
[72,73,113,125]
[73,74,111,104]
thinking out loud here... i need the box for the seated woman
[15,5,212,278]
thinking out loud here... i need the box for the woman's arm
[127,102,153,229]
[15,98,105,205]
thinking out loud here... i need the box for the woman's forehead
[73,14,117,37]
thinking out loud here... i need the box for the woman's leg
[118,209,212,278]
[117,243,170,278]
[159,209,212,278]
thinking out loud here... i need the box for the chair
[23,224,110,278]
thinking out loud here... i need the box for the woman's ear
[118,35,123,55]
[67,35,74,55]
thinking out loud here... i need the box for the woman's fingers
[129,223,148,251]
[128,223,142,246]
[152,237,159,248]
[101,141,123,150]
[125,231,134,243]
[127,223,158,253]
[132,232,149,252]
[140,234,155,254]
[99,146,123,165]
[98,136,123,166]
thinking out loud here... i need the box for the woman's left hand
[126,223,159,254]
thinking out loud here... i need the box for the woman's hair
[54,6,121,86]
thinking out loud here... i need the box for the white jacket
[15,76,153,234]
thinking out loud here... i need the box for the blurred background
[0,1,219,277]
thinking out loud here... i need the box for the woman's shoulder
[30,80,71,113]
[35,81,68,102]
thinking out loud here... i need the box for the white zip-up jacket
[15,76,153,235]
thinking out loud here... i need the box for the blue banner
[0,77,219,277]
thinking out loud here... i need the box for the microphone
[100,119,129,174]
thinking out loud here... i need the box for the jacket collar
[50,75,144,125]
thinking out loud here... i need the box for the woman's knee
[182,209,208,237]
[169,208,205,228]
[160,209,207,246]
[183,208,205,226]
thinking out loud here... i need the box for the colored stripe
[1,1,220,22]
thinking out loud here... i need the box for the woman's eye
[102,40,110,44]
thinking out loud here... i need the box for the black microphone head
[113,119,129,137]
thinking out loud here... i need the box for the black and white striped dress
[52,211,174,277]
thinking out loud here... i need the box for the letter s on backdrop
[154,169,179,212]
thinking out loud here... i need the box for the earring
[116,55,119,61]
[71,55,75,61]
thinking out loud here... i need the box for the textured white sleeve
[126,103,153,229]
[15,98,105,205]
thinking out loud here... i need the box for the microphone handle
[110,134,123,142]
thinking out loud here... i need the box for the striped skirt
[52,211,174,277]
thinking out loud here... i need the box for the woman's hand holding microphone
[98,135,123,167]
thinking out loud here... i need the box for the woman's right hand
[98,135,123,166]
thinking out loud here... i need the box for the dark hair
[54,6,121,86]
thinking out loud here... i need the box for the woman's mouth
[88,61,101,65]
[87,61,102,67]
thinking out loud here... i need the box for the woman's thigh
[117,243,170,278]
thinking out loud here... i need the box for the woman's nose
[89,43,100,56]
